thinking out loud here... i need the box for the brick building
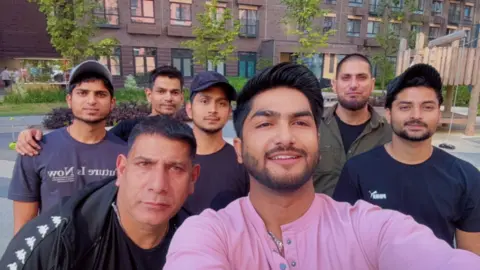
[2,0,480,88]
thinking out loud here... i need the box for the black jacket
[0,177,190,270]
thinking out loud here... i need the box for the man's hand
[15,129,43,156]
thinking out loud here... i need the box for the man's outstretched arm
[164,211,230,270]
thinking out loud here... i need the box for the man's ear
[66,94,72,109]
[233,138,243,164]
[145,88,152,104]
[385,108,392,125]
[186,102,193,119]
[189,164,200,195]
[115,154,127,187]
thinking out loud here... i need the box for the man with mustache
[313,53,392,196]
[14,65,185,152]
[8,60,128,235]
[183,71,249,214]
[333,64,480,255]
[1,115,199,270]
[164,63,480,269]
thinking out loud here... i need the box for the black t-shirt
[110,210,176,270]
[183,143,250,215]
[333,146,480,246]
[109,117,147,142]
[335,114,369,153]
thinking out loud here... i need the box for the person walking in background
[183,71,249,214]
[164,62,480,270]
[313,53,391,196]
[1,116,199,269]
[7,60,127,234]
[333,64,480,255]
[1,67,12,89]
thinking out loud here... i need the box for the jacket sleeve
[0,214,65,270]
[164,211,230,269]
[352,200,480,270]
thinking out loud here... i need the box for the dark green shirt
[313,104,392,196]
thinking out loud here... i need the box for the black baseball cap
[189,71,237,101]
[68,60,114,95]
[386,63,442,96]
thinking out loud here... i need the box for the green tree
[371,0,415,89]
[30,0,119,67]
[181,0,240,69]
[281,0,335,63]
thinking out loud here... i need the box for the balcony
[463,16,473,26]
[239,19,259,38]
[432,15,445,25]
[127,23,162,35]
[448,10,461,25]
[364,38,380,47]
[236,0,263,6]
[409,13,429,23]
[369,4,380,16]
[352,7,368,16]
[167,24,194,37]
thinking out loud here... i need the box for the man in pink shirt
[164,63,480,269]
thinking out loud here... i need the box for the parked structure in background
[1,0,480,88]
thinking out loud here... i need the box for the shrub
[227,77,248,92]
[124,74,141,91]
[115,88,146,102]
[42,101,151,129]
[4,83,66,104]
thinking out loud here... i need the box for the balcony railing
[239,19,259,38]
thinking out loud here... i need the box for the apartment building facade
[2,0,479,88]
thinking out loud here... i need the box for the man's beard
[392,119,434,142]
[193,119,224,134]
[242,145,318,193]
[338,95,369,111]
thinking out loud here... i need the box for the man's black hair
[149,66,184,89]
[127,115,197,158]
[335,53,373,78]
[385,76,444,109]
[68,72,114,97]
[233,62,324,138]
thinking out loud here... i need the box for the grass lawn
[0,102,67,117]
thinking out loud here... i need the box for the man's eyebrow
[155,87,181,91]
[250,110,280,119]
[292,111,313,118]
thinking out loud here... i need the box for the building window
[429,27,440,40]
[431,1,443,16]
[208,60,225,75]
[238,52,256,78]
[411,25,422,33]
[323,17,336,33]
[99,47,121,76]
[349,0,363,7]
[465,29,471,43]
[131,0,154,23]
[367,21,380,37]
[325,0,336,4]
[347,19,361,37]
[392,0,403,12]
[413,0,424,13]
[390,23,401,36]
[239,8,258,37]
[448,3,461,24]
[464,6,473,21]
[172,49,193,77]
[446,28,456,35]
[133,47,156,75]
[210,5,225,21]
[369,0,381,16]
[170,2,192,26]
[95,0,119,25]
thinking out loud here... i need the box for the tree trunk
[465,83,480,136]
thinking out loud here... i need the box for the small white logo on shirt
[369,190,387,200]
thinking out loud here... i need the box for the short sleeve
[457,163,480,232]
[332,162,362,205]
[8,154,41,202]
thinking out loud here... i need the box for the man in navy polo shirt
[333,64,480,255]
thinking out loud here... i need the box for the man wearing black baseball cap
[333,63,480,255]
[8,60,127,234]
[183,71,249,215]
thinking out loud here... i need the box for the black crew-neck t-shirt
[110,210,176,270]
[109,117,147,142]
[183,143,250,215]
[333,146,480,246]
[335,114,369,153]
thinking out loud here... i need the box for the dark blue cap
[189,71,237,101]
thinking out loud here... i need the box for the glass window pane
[99,56,108,67]
[171,3,179,19]
[143,0,154,17]
[131,0,142,16]
[110,56,121,75]
[208,61,214,71]
[239,61,246,77]
[146,57,156,72]
[135,57,145,74]
[247,61,255,77]
[182,5,191,20]
[239,9,246,19]
[217,62,225,75]
[183,58,192,77]
[173,58,182,71]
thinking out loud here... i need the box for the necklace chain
[268,231,284,256]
